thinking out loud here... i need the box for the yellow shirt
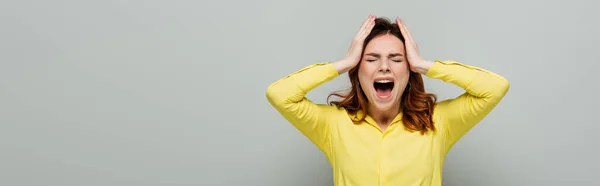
[265,60,510,186]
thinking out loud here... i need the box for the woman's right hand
[333,14,376,74]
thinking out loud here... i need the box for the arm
[394,18,509,147]
[266,14,376,152]
[424,60,510,147]
[265,62,341,152]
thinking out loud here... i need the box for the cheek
[357,66,374,91]
[392,62,410,74]
[357,70,369,86]
[359,62,381,73]
[392,63,411,84]
[357,64,371,80]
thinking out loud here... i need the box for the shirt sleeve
[425,60,510,149]
[265,62,340,153]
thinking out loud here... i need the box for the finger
[396,17,410,41]
[398,20,418,51]
[396,17,409,38]
[397,18,419,51]
[356,15,375,40]
[363,15,376,34]
[353,15,370,41]
[358,14,373,33]
[359,18,375,39]
[397,18,415,42]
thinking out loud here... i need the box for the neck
[367,103,401,129]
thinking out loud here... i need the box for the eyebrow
[365,53,404,57]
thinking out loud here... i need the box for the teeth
[375,80,393,83]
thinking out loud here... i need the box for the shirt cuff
[424,60,446,78]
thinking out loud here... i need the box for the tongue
[376,88,392,98]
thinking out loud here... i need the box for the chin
[373,98,398,110]
[369,89,400,112]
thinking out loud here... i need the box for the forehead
[364,34,405,53]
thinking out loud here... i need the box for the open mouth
[373,79,394,98]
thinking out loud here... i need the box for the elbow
[493,76,510,98]
[265,83,277,104]
[500,76,510,94]
[265,82,284,107]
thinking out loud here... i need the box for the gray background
[1,0,598,185]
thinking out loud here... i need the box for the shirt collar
[350,110,403,130]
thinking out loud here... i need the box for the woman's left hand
[396,17,433,74]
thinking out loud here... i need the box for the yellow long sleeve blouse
[265,60,510,186]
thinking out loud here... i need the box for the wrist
[413,60,434,74]
[333,60,356,74]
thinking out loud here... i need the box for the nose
[378,60,390,72]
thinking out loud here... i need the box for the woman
[265,15,509,186]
